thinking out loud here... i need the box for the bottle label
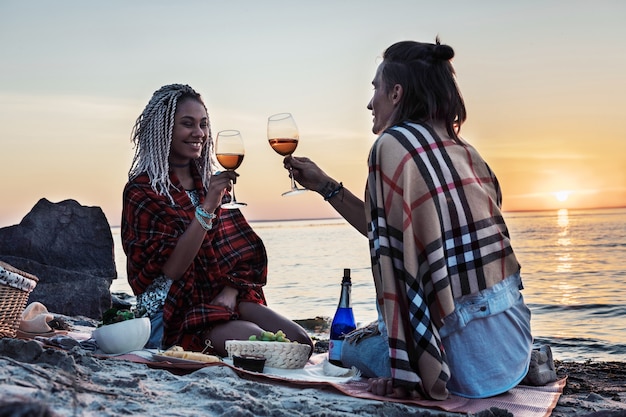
[328,339,343,362]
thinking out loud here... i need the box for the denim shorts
[439,272,532,398]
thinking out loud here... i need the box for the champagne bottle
[328,268,356,366]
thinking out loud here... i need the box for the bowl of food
[233,354,266,373]
[93,317,151,354]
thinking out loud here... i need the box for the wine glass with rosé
[267,112,307,196]
[215,130,247,209]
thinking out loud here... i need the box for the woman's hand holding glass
[205,171,237,211]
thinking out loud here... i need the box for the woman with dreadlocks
[122,84,313,356]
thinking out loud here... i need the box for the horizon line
[105,204,626,228]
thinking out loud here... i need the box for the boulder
[0,198,116,319]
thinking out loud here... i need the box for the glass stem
[230,181,237,203]
[289,167,298,190]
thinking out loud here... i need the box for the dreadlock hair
[129,84,214,204]
[381,37,467,140]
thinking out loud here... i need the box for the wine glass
[215,130,247,209]
[267,112,307,196]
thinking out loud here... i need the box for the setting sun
[555,191,571,202]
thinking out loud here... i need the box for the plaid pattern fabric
[366,122,520,399]
[122,167,267,349]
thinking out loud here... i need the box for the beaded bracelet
[196,206,216,219]
[195,213,213,231]
[323,182,344,201]
[195,206,217,231]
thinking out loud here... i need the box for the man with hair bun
[285,39,554,399]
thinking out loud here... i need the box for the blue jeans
[340,323,391,378]
[145,311,165,349]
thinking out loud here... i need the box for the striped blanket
[365,122,520,399]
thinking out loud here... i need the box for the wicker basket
[0,261,39,338]
[225,340,311,369]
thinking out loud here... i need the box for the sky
[1,0,625,227]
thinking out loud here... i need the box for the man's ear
[392,84,403,104]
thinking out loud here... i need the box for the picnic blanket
[114,351,564,417]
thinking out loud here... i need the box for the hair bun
[433,44,454,61]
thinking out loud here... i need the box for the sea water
[110,207,626,363]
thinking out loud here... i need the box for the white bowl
[93,317,151,354]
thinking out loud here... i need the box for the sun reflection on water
[557,208,569,229]
[554,209,575,299]
[552,280,579,304]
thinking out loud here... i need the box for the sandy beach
[1,315,625,417]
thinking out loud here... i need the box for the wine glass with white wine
[267,112,307,196]
[215,130,247,209]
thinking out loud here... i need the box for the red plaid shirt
[122,167,267,349]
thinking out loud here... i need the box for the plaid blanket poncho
[366,122,520,399]
[122,167,267,350]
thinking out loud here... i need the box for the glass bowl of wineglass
[267,112,307,196]
[215,130,247,209]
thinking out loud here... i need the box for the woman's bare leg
[204,303,313,357]
[238,302,313,353]
[204,320,265,357]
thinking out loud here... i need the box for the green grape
[248,329,294,343]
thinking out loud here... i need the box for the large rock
[0,198,116,319]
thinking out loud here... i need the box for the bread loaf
[162,346,221,363]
